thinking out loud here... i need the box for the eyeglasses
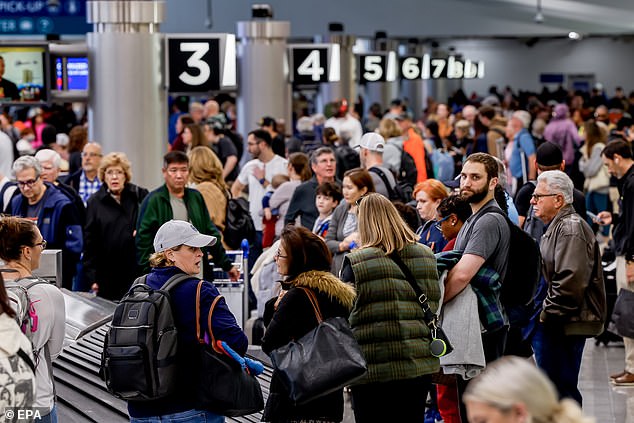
[530,193,558,201]
[274,249,287,259]
[17,177,40,188]
[81,152,103,158]
[34,240,47,250]
[434,215,452,230]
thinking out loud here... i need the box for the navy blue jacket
[128,266,248,418]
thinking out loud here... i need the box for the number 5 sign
[166,34,237,93]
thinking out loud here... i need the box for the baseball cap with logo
[153,220,216,253]
[354,132,385,152]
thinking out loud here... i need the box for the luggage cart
[211,243,249,329]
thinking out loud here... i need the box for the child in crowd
[261,174,290,248]
[312,181,343,238]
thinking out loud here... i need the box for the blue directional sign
[0,0,90,35]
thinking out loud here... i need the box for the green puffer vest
[347,243,440,384]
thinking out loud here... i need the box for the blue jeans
[532,323,586,405]
[38,405,57,423]
[129,409,224,423]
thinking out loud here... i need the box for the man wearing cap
[597,140,634,386]
[515,142,587,240]
[136,151,239,281]
[259,116,286,157]
[129,219,247,421]
[356,132,397,199]
[395,113,429,182]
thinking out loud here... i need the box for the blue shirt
[509,128,536,179]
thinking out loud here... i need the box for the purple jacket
[543,104,581,165]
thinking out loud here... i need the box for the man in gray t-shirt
[445,153,510,358]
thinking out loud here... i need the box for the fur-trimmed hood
[291,270,356,310]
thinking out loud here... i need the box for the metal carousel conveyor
[54,290,272,422]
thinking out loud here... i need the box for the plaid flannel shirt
[79,171,102,206]
[436,250,508,332]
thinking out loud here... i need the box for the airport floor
[340,339,632,423]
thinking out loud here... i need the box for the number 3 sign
[166,34,237,93]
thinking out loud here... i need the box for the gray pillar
[317,33,356,115]
[236,19,290,164]
[427,49,463,106]
[87,0,167,191]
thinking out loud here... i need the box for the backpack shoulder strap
[16,348,35,373]
[369,167,397,199]
[160,273,193,291]
[132,275,148,287]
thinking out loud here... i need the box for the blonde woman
[84,152,149,300]
[188,146,228,232]
[464,356,595,423]
[340,193,440,423]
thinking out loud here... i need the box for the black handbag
[612,289,634,339]
[269,287,367,405]
[194,281,264,417]
[389,253,454,357]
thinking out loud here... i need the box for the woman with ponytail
[464,356,595,423]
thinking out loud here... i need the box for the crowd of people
[1,82,633,422]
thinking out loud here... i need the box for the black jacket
[261,271,356,423]
[613,164,634,261]
[83,183,149,300]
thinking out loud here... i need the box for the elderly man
[35,149,85,223]
[65,142,103,206]
[285,146,337,230]
[505,115,536,195]
[7,156,84,289]
[531,170,605,404]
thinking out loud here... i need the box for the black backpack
[393,142,418,188]
[224,196,256,250]
[101,273,191,401]
[369,167,412,203]
[473,206,542,327]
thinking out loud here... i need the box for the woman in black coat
[261,225,356,423]
[83,152,148,300]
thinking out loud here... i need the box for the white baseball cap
[153,220,216,252]
[354,132,385,152]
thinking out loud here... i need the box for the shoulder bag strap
[388,252,437,328]
[195,280,224,353]
[207,294,224,353]
[297,287,323,324]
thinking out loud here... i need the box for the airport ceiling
[164,0,634,39]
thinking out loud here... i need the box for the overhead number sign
[166,34,237,93]
[288,43,340,85]
[357,52,398,83]
[400,54,485,80]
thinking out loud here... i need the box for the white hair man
[531,170,605,405]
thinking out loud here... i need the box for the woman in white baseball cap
[128,220,249,423]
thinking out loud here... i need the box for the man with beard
[443,152,511,421]
[232,129,288,265]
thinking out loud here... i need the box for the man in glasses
[515,142,586,242]
[530,170,605,404]
[65,142,103,206]
[6,156,83,290]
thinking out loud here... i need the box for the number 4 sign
[288,44,341,84]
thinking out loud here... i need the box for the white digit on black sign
[363,56,383,82]
[431,58,446,79]
[179,42,211,86]
[297,50,325,82]
[402,57,420,79]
